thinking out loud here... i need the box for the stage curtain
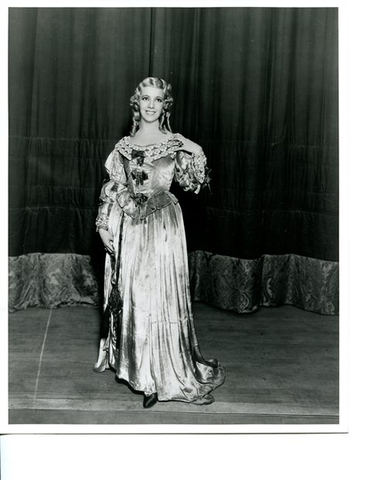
[9,252,338,315]
[8,7,338,313]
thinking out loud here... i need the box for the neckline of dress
[125,134,175,149]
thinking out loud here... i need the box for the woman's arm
[98,228,114,255]
[96,150,127,254]
[173,135,209,194]
[172,133,203,155]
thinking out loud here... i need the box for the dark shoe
[191,394,215,405]
[143,393,158,409]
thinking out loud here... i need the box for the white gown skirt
[94,200,225,403]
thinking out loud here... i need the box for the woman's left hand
[173,134,203,155]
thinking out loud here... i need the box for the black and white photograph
[3,0,371,477]
[4,3,343,431]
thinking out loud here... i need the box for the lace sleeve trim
[95,214,109,232]
[175,150,210,193]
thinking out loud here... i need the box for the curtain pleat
[9,7,152,256]
[189,251,339,315]
[8,253,100,311]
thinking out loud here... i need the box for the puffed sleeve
[95,150,128,231]
[174,149,209,194]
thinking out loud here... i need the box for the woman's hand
[173,134,203,155]
[99,229,115,255]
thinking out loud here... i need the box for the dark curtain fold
[9,8,152,255]
[9,7,338,263]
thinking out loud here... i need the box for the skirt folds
[97,200,225,402]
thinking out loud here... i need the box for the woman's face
[139,86,164,124]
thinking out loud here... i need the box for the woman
[93,77,225,408]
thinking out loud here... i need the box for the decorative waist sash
[138,191,179,220]
[116,188,179,221]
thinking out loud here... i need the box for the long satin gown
[93,134,225,403]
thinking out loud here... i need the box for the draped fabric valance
[9,252,339,315]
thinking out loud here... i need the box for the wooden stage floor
[8,302,339,426]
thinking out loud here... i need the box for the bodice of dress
[116,136,180,199]
[96,134,208,228]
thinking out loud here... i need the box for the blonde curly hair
[129,77,173,136]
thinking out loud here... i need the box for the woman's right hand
[172,133,203,155]
[98,229,115,255]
